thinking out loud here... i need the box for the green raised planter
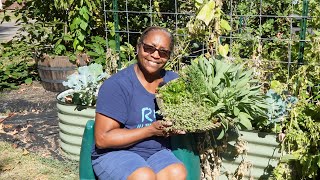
[171,134,201,180]
[57,89,96,161]
[219,130,281,179]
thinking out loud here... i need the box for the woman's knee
[157,163,187,180]
[128,167,156,180]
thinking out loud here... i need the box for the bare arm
[94,113,168,149]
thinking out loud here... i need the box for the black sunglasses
[142,43,171,59]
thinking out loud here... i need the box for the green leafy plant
[254,89,298,133]
[59,63,109,106]
[273,64,320,179]
[186,0,231,57]
[0,0,106,90]
[0,57,36,91]
[2,0,104,58]
[157,55,268,136]
[0,37,38,90]
[85,35,135,71]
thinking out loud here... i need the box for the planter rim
[239,129,277,135]
[56,89,96,109]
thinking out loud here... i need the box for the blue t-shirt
[91,64,179,160]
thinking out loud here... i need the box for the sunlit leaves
[220,19,231,31]
[218,44,229,57]
[196,0,216,26]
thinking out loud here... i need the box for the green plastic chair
[79,120,201,180]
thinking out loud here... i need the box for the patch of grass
[0,141,78,180]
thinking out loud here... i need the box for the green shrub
[0,57,37,91]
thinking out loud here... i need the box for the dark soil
[0,81,68,161]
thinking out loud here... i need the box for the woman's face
[137,30,171,76]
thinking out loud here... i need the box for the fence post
[112,0,121,68]
[298,0,309,65]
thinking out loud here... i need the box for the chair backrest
[79,120,96,180]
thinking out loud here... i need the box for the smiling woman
[92,26,188,180]
[135,27,173,82]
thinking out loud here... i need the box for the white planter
[57,89,96,161]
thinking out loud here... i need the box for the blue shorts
[92,148,182,180]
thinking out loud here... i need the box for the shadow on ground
[0,82,68,161]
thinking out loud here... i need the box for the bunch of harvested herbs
[156,56,268,136]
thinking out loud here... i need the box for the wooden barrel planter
[57,89,95,161]
[37,55,87,92]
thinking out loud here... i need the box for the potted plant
[156,55,295,179]
[56,63,109,160]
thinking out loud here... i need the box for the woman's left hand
[149,120,185,137]
[159,121,186,137]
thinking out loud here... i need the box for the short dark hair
[138,26,174,52]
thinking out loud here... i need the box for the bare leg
[156,163,187,180]
[128,167,156,180]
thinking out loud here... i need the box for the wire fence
[102,0,320,72]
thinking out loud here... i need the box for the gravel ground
[0,81,69,161]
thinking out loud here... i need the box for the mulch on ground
[0,82,69,161]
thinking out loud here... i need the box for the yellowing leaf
[196,0,216,26]
[218,44,229,57]
[270,80,281,89]
[195,0,204,9]
[220,19,231,31]
[77,45,84,51]
[22,148,29,156]
[7,129,18,136]
[0,123,5,133]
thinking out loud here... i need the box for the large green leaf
[233,107,240,116]
[108,40,116,49]
[235,76,250,89]
[63,34,73,41]
[238,112,253,130]
[80,21,88,30]
[77,45,84,51]
[73,39,79,50]
[24,78,32,85]
[220,19,231,31]
[195,0,204,9]
[218,44,229,57]
[210,103,224,114]
[71,17,81,30]
[217,129,225,140]
[196,0,216,26]
[77,33,85,42]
